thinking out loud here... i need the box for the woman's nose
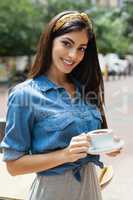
[68,48,78,60]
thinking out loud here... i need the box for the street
[102,76,133,200]
[0,76,133,199]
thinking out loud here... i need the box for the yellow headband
[53,12,93,32]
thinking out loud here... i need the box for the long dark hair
[29,10,107,128]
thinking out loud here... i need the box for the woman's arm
[6,149,68,176]
[6,133,90,176]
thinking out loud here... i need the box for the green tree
[122,0,133,54]
[0,0,131,57]
[0,0,44,56]
[43,0,92,22]
[88,6,129,56]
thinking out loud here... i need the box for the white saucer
[88,139,124,155]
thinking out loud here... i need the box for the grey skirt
[26,163,102,200]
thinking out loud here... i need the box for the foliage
[90,7,129,55]
[43,0,92,22]
[0,0,44,56]
[122,0,133,54]
[0,0,132,56]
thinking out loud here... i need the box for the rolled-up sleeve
[0,87,34,161]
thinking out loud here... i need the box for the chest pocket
[38,112,74,132]
[80,109,102,131]
[78,109,102,121]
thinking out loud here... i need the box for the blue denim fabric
[0,75,103,180]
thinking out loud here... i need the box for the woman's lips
[62,58,75,68]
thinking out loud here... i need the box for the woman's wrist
[59,148,70,164]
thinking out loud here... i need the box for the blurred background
[0,0,133,87]
[0,0,133,199]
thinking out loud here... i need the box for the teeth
[63,59,73,65]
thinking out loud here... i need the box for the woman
[1,11,121,200]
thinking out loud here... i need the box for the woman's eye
[62,41,71,48]
[79,47,86,53]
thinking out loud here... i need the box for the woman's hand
[106,136,123,157]
[106,148,122,157]
[64,133,91,163]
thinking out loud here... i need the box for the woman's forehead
[57,30,89,45]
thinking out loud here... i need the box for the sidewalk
[102,76,133,200]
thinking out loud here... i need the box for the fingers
[70,140,90,147]
[106,148,123,157]
[72,133,91,143]
[66,133,91,162]
[70,134,91,149]
[69,146,89,154]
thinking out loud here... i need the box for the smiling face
[50,29,89,76]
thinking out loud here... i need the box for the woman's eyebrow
[62,37,88,46]
[62,37,74,44]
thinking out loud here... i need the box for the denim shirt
[0,75,103,181]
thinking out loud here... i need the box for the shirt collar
[33,75,81,92]
[33,75,58,92]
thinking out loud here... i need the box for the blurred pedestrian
[0,10,121,200]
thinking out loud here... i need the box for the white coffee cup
[87,129,115,149]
